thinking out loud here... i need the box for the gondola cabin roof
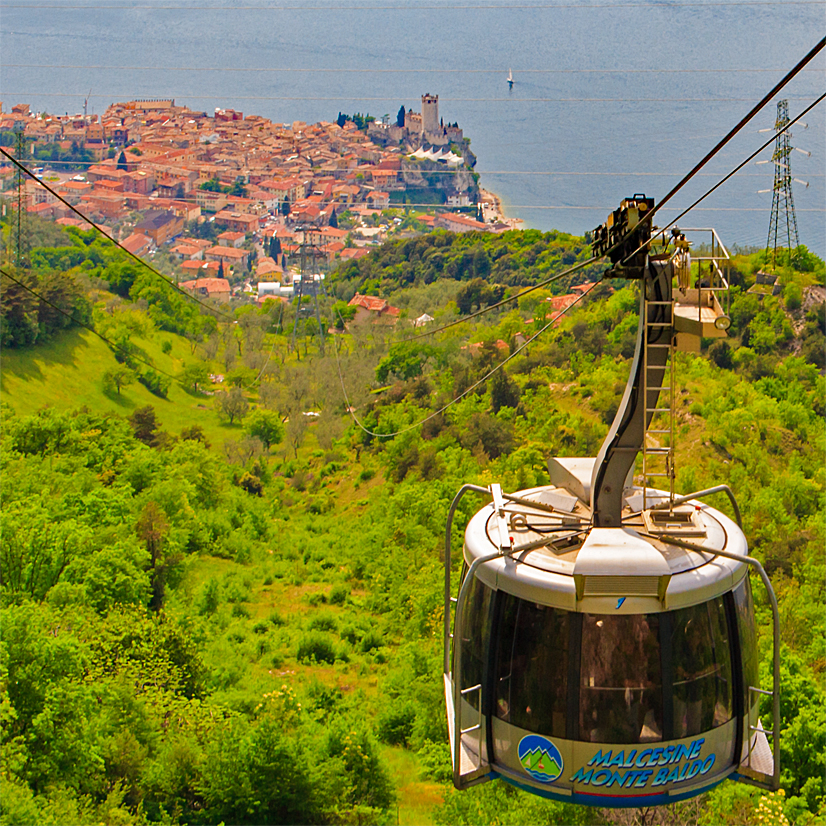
[463,457,748,615]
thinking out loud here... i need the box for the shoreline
[479,187,523,229]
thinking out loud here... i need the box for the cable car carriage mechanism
[443,197,780,808]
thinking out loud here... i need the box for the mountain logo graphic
[517,735,563,783]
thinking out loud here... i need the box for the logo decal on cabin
[518,735,563,783]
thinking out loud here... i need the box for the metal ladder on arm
[641,279,675,512]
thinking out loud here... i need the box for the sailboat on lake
[507,68,514,89]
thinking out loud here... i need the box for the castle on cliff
[368,94,463,149]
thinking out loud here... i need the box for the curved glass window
[494,593,568,737]
[734,576,759,717]
[457,573,492,711]
[671,597,733,737]
[579,614,663,743]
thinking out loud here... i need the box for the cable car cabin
[443,211,780,808]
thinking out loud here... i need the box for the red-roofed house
[217,230,246,248]
[180,260,221,277]
[347,293,400,325]
[435,212,489,233]
[339,247,370,261]
[366,191,390,209]
[121,233,153,256]
[213,210,260,233]
[204,245,250,268]
[179,277,231,302]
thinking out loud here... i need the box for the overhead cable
[8,160,822,177]
[0,146,237,324]
[3,1,822,8]
[6,92,817,103]
[639,36,825,231]
[397,256,598,343]
[0,266,178,379]
[6,63,822,74]
[333,280,600,439]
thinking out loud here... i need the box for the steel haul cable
[0,146,237,325]
[621,91,826,265]
[333,280,600,438]
[0,266,178,379]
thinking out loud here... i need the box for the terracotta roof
[348,293,388,313]
[206,245,248,259]
[180,260,221,272]
[179,277,231,293]
[121,233,152,254]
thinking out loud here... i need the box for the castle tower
[421,94,440,136]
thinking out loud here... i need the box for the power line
[11,159,822,177]
[0,266,178,379]
[624,92,826,262]
[334,279,600,439]
[3,1,821,8]
[5,92,817,103]
[5,63,822,74]
[0,145,237,324]
[633,36,825,240]
[398,256,599,343]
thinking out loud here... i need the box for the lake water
[2,0,824,255]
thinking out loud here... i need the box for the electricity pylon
[13,125,29,268]
[763,100,806,269]
[291,227,326,356]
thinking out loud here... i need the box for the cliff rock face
[400,156,479,203]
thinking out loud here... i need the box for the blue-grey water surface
[1,0,824,254]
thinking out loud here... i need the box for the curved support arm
[705,546,779,790]
[444,484,491,676]
[647,533,779,791]
[452,548,507,789]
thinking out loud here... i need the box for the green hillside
[1,224,824,826]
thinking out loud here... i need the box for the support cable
[628,36,825,244]
[0,146,237,324]
[397,255,598,342]
[333,279,599,439]
[0,266,178,379]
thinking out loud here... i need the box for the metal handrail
[628,484,743,529]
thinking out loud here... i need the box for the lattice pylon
[765,100,800,270]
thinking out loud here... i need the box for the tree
[228,180,247,198]
[179,362,210,393]
[376,342,434,383]
[129,405,159,445]
[337,112,347,128]
[102,366,135,397]
[215,386,249,424]
[135,501,172,611]
[200,177,223,192]
[396,105,406,128]
[218,260,225,280]
[285,413,308,459]
[490,369,521,413]
[280,200,291,217]
[269,235,281,258]
[245,408,285,450]
[328,208,338,229]
[117,151,128,171]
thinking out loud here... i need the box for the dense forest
[0,218,824,826]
